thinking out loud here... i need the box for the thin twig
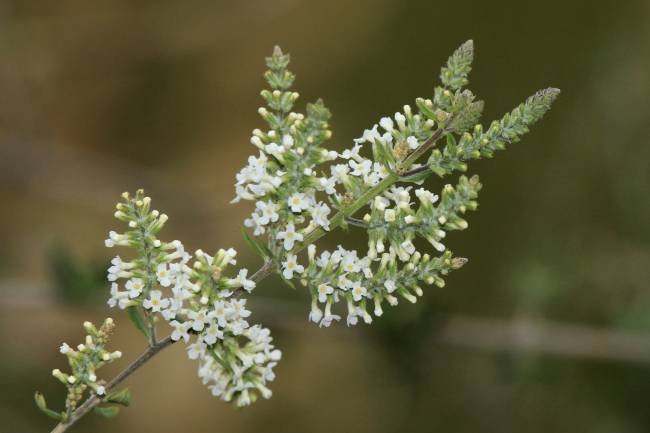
[50,336,175,433]
[400,165,431,180]
[345,216,368,228]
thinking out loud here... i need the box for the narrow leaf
[34,392,63,420]
[126,306,151,341]
[94,406,120,418]
[241,227,272,259]
[106,388,131,407]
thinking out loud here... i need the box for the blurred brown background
[2,0,650,432]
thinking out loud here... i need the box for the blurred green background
[2,0,650,432]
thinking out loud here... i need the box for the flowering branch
[48,336,174,433]
[37,39,559,430]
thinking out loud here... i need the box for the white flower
[282,134,294,148]
[96,386,106,396]
[187,341,206,360]
[107,283,119,307]
[161,297,184,321]
[104,231,119,248]
[188,308,210,331]
[308,298,324,323]
[156,264,172,287]
[406,135,419,149]
[340,144,362,160]
[265,142,285,155]
[282,254,304,279]
[415,188,438,204]
[244,213,266,236]
[341,251,360,273]
[230,319,249,335]
[373,196,390,211]
[107,256,132,281]
[317,283,334,303]
[310,202,331,230]
[203,323,224,345]
[224,248,238,265]
[346,299,361,326]
[349,158,372,176]
[277,223,303,250]
[256,200,279,225]
[384,209,396,222]
[319,302,341,327]
[374,298,384,316]
[337,274,351,290]
[212,301,229,327]
[394,112,406,129]
[364,171,381,186]
[331,164,350,180]
[379,116,394,131]
[350,280,367,302]
[353,124,380,144]
[125,278,144,299]
[234,268,255,292]
[318,176,337,195]
[143,290,169,312]
[384,279,396,293]
[400,240,416,256]
[170,320,191,343]
[319,314,340,327]
[287,193,309,213]
[230,299,252,319]
[386,186,412,205]
[373,162,391,179]
[59,343,71,354]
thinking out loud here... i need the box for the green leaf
[126,306,151,341]
[94,406,120,418]
[34,392,63,420]
[105,388,131,407]
[241,227,272,260]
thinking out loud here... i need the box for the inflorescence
[38,40,558,421]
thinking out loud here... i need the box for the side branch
[50,336,175,433]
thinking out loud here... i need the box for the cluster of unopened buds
[35,319,126,421]
[38,39,558,424]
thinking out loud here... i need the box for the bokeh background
[2,0,650,432]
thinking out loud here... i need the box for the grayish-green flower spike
[440,39,474,90]
[428,87,561,177]
[264,46,295,91]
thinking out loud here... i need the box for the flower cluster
[365,175,481,261]
[233,41,558,328]
[104,190,280,406]
[233,48,337,259]
[35,319,123,421]
[300,246,467,326]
